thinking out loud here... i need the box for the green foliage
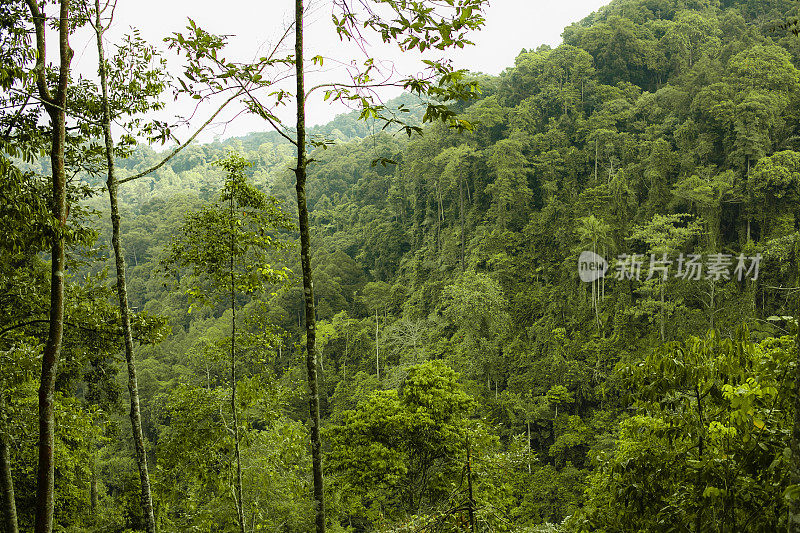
[436,270,510,383]
[326,361,477,525]
[575,331,796,532]
[5,379,106,531]
[164,151,294,310]
[152,379,313,532]
[9,0,800,530]
[749,150,800,235]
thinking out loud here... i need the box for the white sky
[66,0,610,142]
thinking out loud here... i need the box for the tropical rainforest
[3,0,800,531]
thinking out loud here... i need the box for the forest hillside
[4,0,800,531]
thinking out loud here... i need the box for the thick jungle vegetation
[3,0,800,531]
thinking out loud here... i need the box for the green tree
[485,135,532,230]
[166,152,292,532]
[748,150,800,236]
[577,331,795,532]
[86,3,171,529]
[437,144,476,271]
[575,15,663,90]
[152,378,314,532]
[0,342,38,533]
[672,168,739,253]
[438,270,510,389]
[628,213,702,342]
[661,11,721,74]
[576,214,613,333]
[167,3,488,529]
[18,2,75,530]
[0,256,136,530]
[326,360,475,524]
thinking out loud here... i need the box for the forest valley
[4,0,800,531]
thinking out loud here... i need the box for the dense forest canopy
[3,0,800,531]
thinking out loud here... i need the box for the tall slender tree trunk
[660,281,665,343]
[466,439,476,533]
[459,175,465,272]
[0,387,17,533]
[35,52,68,533]
[594,137,598,183]
[0,424,18,533]
[437,186,444,256]
[695,383,705,533]
[592,241,602,334]
[90,454,98,518]
[26,1,72,531]
[526,421,531,474]
[789,243,800,532]
[375,309,380,380]
[294,2,326,530]
[92,5,156,531]
[791,324,800,532]
[230,193,245,533]
[709,280,715,331]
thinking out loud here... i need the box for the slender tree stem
[90,452,98,519]
[230,186,245,533]
[0,398,18,533]
[790,244,800,532]
[93,3,156,530]
[695,383,705,532]
[294,1,326,530]
[466,438,476,533]
[376,309,380,380]
[459,174,465,272]
[27,0,72,530]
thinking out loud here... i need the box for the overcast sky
[68,0,610,141]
